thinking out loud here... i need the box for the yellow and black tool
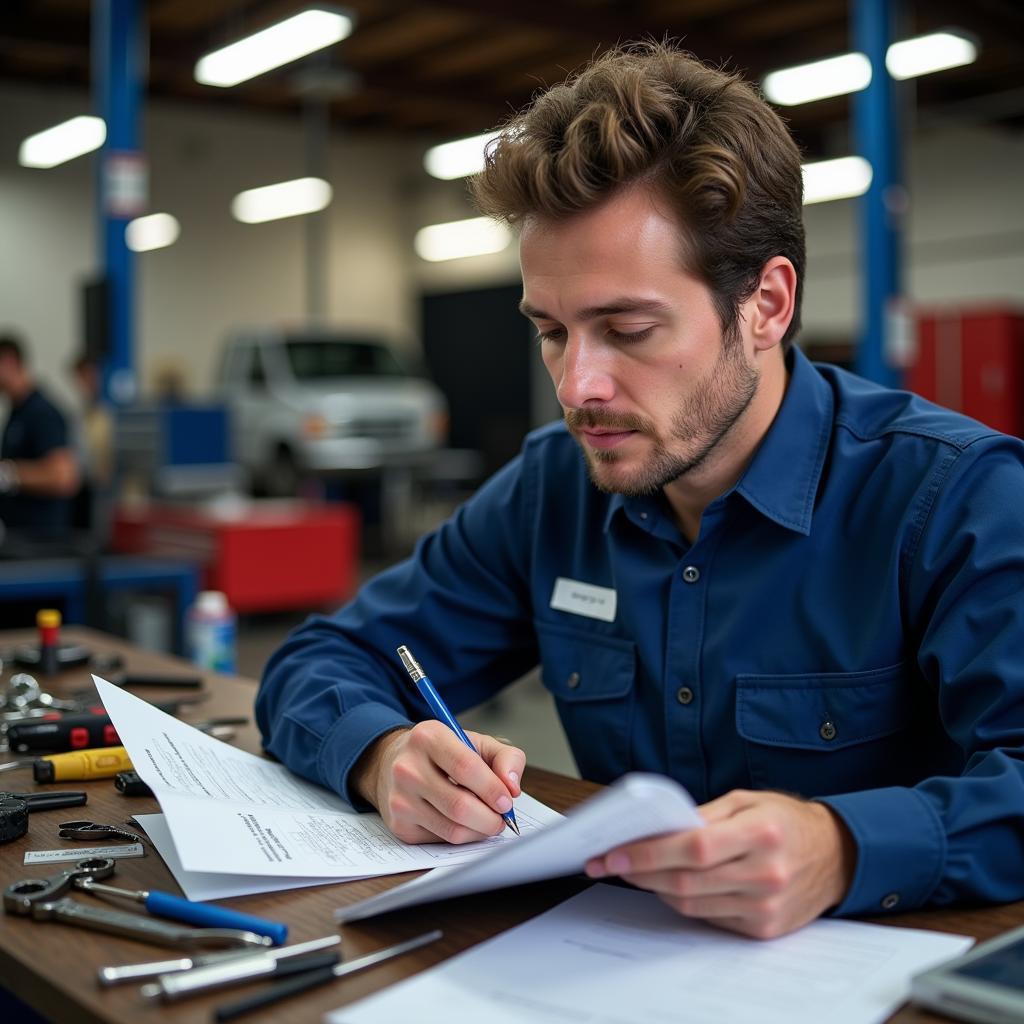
[31,746,133,783]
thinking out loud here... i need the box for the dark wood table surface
[1,627,1020,1023]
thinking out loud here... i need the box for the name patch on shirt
[550,577,617,623]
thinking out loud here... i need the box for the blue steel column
[93,0,143,405]
[852,0,904,388]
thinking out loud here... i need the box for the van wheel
[264,446,301,497]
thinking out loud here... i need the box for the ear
[744,256,797,354]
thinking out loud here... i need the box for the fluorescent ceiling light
[763,53,872,106]
[231,177,333,223]
[125,212,180,252]
[19,116,106,168]
[802,156,873,205]
[886,31,977,80]
[424,131,499,180]
[195,8,354,88]
[415,217,512,262]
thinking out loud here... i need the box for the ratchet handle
[145,891,288,946]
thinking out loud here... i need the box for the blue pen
[396,645,520,836]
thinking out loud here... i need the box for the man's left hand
[584,789,856,939]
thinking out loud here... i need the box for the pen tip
[507,819,520,836]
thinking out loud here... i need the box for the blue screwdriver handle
[144,890,288,945]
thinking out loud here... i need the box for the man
[257,43,1024,939]
[0,333,80,537]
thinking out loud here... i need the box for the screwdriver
[32,746,133,782]
[75,877,288,945]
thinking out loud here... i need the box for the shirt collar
[735,345,833,536]
[602,346,833,537]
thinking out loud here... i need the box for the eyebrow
[518,298,672,321]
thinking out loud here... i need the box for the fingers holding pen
[383,722,519,840]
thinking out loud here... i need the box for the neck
[663,349,789,543]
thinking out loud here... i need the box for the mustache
[564,408,649,432]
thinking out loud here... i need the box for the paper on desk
[336,773,702,922]
[329,884,974,1024]
[94,677,562,879]
[133,813,361,901]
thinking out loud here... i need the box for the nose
[552,335,616,410]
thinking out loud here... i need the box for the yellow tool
[33,746,133,783]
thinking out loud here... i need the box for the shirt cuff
[316,702,413,809]
[816,786,946,917]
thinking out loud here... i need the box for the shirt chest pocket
[735,663,914,797]
[535,621,636,784]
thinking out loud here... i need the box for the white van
[217,328,449,495]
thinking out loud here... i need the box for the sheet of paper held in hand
[93,677,563,878]
[330,884,974,1024]
[336,773,704,922]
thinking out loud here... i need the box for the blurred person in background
[0,331,80,539]
[257,42,1024,939]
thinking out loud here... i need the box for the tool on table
[58,819,148,844]
[114,770,153,797]
[141,937,348,999]
[98,940,335,987]
[3,673,82,714]
[72,876,288,945]
[112,672,204,689]
[32,746,132,783]
[3,857,273,950]
[398,644,520,835]
[5,611,92,674]
[211,930,444,1020]
[111,937,337,991]
[6,708,119,753]
[0,791,88,845]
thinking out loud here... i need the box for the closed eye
[608,327,655,343]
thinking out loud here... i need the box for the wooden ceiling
[2,0,1023,157]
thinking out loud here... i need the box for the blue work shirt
[257,346,1024,918]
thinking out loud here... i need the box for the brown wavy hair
[469,41,806,349]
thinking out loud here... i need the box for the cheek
[540,344,562,383]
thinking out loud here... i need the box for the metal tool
[3,673,81,713]
[105,937,342,991]
[58,820,147,843]
[0,791,88,845]
[98,946,283,987]
[212,930,445,1020]
[3,857,272,950]
[74,877,288,945]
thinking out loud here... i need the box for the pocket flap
[535,621,635,702]
[735,663,910,751]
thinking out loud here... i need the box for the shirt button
[639,512,648,520]
[566,672,581,690]
[682,566,700,583]
[676,686,694,705]
[819,720,837,741]
[881,892,900,910]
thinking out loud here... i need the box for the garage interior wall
[2,81,1023,419]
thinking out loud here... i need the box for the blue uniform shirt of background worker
[258,342,1024,921]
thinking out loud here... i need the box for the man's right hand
[352,722,525,844]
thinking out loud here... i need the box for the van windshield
[284,338,408,379]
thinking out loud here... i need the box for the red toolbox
[112,499,360,613]
[908,307,1024,436]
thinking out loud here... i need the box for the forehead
[519,186,699,313]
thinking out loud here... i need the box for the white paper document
[133,813,358,901]
[330,884,974,1024]
[95,677,562,880]
[336,773,702,922]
